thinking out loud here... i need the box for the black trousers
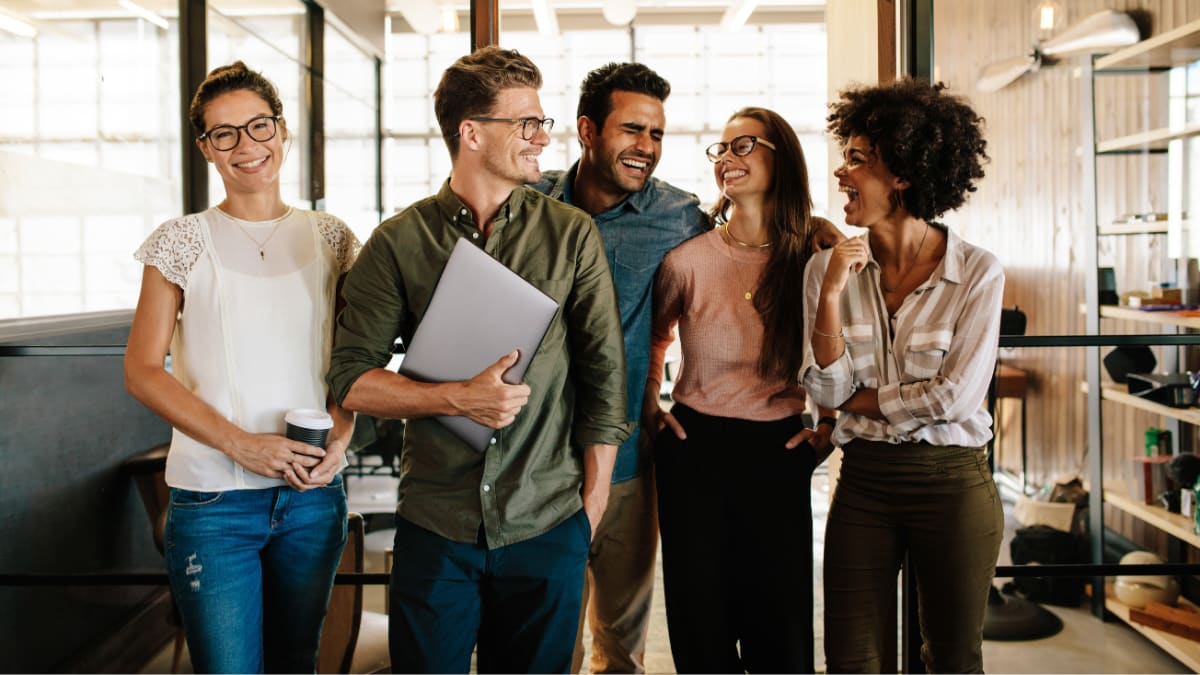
[654,403,817,674]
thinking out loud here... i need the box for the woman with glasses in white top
[644,107,839,673]
[124,61,360,673]
[803,78,1002,674]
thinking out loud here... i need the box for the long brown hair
[711,107,814,381]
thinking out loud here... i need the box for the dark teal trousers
[824,439,1003,674]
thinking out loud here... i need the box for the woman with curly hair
[645,107,839,673]
[802,78,1003,673]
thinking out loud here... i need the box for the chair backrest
[318,512,364,674]
[122,444,170,553]
[1000,306,1027,336]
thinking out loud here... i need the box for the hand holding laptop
[448,350,531,429]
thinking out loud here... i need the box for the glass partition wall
[0,0,381,321]
[383,12,827,217]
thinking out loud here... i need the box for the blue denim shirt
[533,163,710,483]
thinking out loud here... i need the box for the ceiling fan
[976,9,1140,92]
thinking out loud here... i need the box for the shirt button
[460,208,468,215]
[489,437,497,446]
[482,484,491,493]
[472,232,479,239]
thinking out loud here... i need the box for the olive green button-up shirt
[327,180,631,549]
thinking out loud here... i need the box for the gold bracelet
[812,327,844,339]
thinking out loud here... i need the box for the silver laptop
[398,237,560,451]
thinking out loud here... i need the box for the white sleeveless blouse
[134,207,361,491]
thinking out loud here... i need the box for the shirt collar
[863,222,961,288]
[553,161,649,218]
[435,177,524,228]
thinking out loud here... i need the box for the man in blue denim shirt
[532,62,708,673]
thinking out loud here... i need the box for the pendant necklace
[219,206,292,261]
[879,223,930,294]
[720,224,768,301]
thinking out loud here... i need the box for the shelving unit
[1084,17,1200,669]
[1104,490,1200,548]
[1105,585,1200,671]
[1100,306,1200,329]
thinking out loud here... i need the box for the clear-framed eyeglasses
[705,135,777,163]
[462,116,555,140]
[198,115,281,151]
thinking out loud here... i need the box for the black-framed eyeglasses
[198,115,281,151]
[462,116,555,140]
[705,135,777,162]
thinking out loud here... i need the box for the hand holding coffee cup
[285,408,334,448]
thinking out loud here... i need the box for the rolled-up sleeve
[326,231,407,405]
[567,220,633,447]
[800,250,857,408]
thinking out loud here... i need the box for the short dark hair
[188,61,283,137]
[576,62,670,131]
[434,46,542,158]
[827,77,988,221]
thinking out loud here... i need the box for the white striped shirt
[800,225,1004,448]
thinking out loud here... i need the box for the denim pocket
[169,488,224,508]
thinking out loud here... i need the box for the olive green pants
[824,440,1003,674]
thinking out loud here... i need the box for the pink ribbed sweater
[651,228,807,421]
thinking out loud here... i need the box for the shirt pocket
[843,321,878,382]
[904,324,953,380]
[613,245,661,275]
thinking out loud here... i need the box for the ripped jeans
[164,476,347,674]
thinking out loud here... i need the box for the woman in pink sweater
[643,107,836,673]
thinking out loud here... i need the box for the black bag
[1005,525,1086,606]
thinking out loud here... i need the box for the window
[383,20,828,218]
[323,21,381,241]
[0,15,180,319]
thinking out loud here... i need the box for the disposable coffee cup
[285,408,333,447]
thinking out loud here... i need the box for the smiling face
[195,88,286,196]
[834,134,909,227]
[584,90,665,196]
[713,116,774,202]
[474,86,549,187]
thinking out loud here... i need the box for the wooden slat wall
[933,0,1200,550]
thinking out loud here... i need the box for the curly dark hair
[826,78,988,221]
[189,61,283,138]
[576,62,671,131]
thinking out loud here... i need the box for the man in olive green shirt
[326,47,630,673]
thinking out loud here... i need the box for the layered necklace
[879,223,930,294]
[720,223,770,301]
[217,205,292,261]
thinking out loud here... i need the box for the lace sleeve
[315,212,363,273]
[133,215,205,289]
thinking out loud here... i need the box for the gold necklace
[722,223,772,249]
[879,223,930,294]
[720,227,762,301]
[218,206,292,261]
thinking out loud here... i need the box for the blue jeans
[164,477,347,674]
[388,510,591,673]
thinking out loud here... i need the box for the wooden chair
[319,512,365,674]
[123,445,186,673]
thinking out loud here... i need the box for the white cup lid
[285,408,334,429]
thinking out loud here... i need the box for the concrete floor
[141,467,1192,674]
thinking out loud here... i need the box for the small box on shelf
[1132,455,1173,506]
